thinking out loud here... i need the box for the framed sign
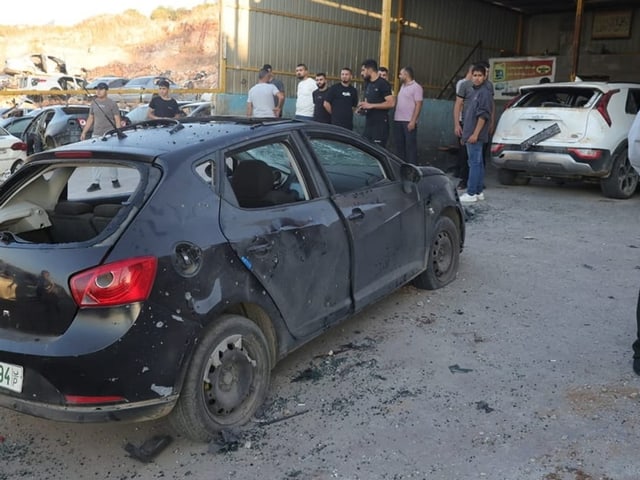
[592,10,633,39]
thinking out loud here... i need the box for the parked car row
[7,73,202,105]
[0,98,214,174]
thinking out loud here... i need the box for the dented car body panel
[0,118,464,425]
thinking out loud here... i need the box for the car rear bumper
[491,145,612,177]
[0,392,177,423]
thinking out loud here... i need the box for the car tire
[10,159,24,174]
[413,216,460,290]
[600,147,638,199]
[169,314,271,442]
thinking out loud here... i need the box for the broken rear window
[517,88,598,108]
[0,163,142,244]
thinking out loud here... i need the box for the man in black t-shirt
[358,59,395,147]
[147,79,181,119]
[312,73,331,124]
[324,67,358,130]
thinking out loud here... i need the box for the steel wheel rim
[431,230,454,278]
[203,334,257,418]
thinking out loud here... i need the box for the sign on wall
[489,57,557,100]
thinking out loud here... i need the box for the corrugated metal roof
[479,0,636,15]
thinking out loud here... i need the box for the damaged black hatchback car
[0,117,465,441]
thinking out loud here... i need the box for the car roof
[45,117,307,160]
[520,81,640,93]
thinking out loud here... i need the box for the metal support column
[380,0,392,72]
[570,0,584,81]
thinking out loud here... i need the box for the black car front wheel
[600,148,638,199]
[169,314,271,442]
[413,216,460,290]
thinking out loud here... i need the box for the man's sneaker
[112,180,121,188]
[86,183,101,192]
[476,192,485,201]
[459,193,477,203]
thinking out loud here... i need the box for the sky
[5,0,211,26]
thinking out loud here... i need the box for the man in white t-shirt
[247,69,284,118]
[294,63,317,120]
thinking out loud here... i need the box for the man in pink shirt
[393,66,423,164]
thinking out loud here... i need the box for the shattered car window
[226,142,309,208]
[0,163,140,244]
[308,138,388,194]
[517,88,597,108]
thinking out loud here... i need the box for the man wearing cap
[148,79,181,119]
[81,82,122,192]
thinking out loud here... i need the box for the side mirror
[400,163,422,193]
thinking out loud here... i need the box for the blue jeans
[465,142,485,195]
[393,121,418,164]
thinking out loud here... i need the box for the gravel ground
[2,166,639,480]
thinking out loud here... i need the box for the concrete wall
[213,93,461,170]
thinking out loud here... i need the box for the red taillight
[10,142,27,151]
[567,148,603,160]
[65,395,126,405]
[491,143,504,155]
[70,256,157,307]
[595,89,618,127]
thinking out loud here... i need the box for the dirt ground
[2,165,640,480]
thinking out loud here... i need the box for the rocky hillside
[0,4,220,88]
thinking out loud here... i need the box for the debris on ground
[448,364,474,374]
[475,401,495,413]
[291,366,323,383]
[124,434,172,463]
[208,429,242,454]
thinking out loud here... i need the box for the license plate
[0,361,23,393]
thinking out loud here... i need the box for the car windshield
[517,88,598,108]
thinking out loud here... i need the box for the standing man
[454,62,495,190]
[262,64,285,117]
[312,72,331,124]
[459,64,493,204]
[247,69,285,118]
[147,79,181,119]
[324,67,358,130]
[393,66,423,164]
[379,67,389,81]
[294,63,317,120]
[358,58,395,148]
[81,82,122,192]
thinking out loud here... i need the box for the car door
[218,135,352,338]
[305,132,426,311]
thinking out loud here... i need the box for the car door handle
[246,240,272,255]
[348,208,364,221]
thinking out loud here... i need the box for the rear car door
[305,132,426,310]
[218,134,352,338]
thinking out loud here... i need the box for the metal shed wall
[221,0,521,97]
[522,8,640,81]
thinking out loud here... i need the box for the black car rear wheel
[413,216,460,290]
[600,148,638,199]
[169,314,271,441]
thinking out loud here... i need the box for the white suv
[491,82,640,199]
